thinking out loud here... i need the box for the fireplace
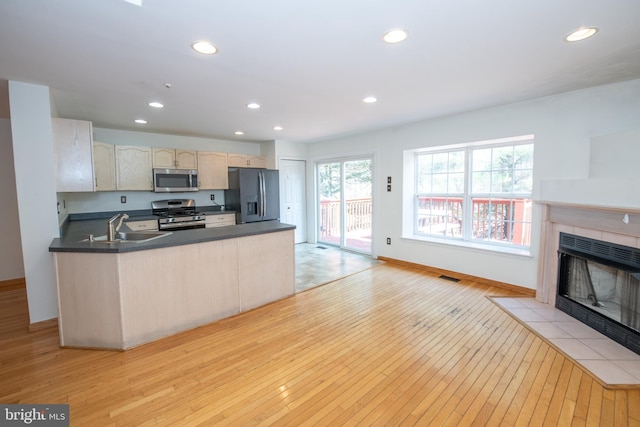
[556,232,640,354]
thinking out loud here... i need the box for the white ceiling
[1,0,639,143]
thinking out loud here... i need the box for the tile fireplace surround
[526,203,640,388]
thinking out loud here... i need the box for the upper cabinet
[115,145,153,190]
[228,153,267,168]
[152,148,198,169]
[93,141,116,191]
[197,151,229,189]
[52,118,95,192]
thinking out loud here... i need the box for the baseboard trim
[378,256,536,297]
[29,318,58,332]
[0,277,26,292]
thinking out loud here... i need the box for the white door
[280,159,306,243]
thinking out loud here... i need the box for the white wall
[9,81,59,323]
[305,79,640,290]
[0,118,24,281]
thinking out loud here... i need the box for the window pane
[417,154,432,173]
[472,148,491,171]
[491,170,513,193]
[417,174,431,194]
[470,197,532,245]
[432,153,448,173]
[493,146,513,169]
[449,151,465,172]
[513,170,532,193]
[449,172,464,193]
[416,196,462,237]
[472,171,490,193]
[432,173,448,193]
[514,144,534,169]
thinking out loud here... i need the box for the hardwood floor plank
[2,264,640,425]
[586,380,604,426]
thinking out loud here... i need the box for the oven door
[153,169,199,193]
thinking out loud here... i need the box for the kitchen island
[49,219,295,350]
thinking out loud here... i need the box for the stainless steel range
[152,199,206,231]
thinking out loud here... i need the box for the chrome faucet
[106,213,129,241]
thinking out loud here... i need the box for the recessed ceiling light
[383,29,408,44]
[273,126,283,131]
[565,27,599,42]
[246,102,261,109]
[191,40,218,55]
[363,96,377,104]
[234,131,244,135]
[134,119,147,124]
[148,101,164,108]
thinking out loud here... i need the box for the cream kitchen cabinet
[125,219,158,231]
[205,213,235,228]
[93,141,116,191]
[197,151,229,189]
[227,153,266,168]
[152,148,197,169]
[52,118,95,192]
[115,145,153,190]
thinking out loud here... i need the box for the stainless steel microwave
[153,168,199,193]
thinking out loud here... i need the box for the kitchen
[2,1,640,423]
[42,119,297,349]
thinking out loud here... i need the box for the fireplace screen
[557,233,640,353]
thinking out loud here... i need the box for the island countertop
[49,218,296,253]
[52,217,296,350]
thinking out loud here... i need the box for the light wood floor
[2,264,640,426]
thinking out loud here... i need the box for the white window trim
[402,134,534,256]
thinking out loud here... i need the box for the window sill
[401,234,532,258]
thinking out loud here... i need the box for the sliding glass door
[318,157,372,254]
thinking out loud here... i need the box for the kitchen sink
[81,231,172,243]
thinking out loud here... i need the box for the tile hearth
[492,297,640,388]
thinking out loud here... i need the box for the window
[413,136,534,250]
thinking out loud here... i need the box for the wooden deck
[2,264,639,425]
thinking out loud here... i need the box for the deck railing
[320,198,372,238]
[318,196,532,246]
[417,196,532,246]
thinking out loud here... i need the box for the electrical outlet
[387,237,391,245]
[210,194,215,201]
[121,196,126,203]
[387,184,392,192]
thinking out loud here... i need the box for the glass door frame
[316,155,374,255]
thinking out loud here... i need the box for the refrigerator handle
[259,171,266,217]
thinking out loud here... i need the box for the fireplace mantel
[537,203,640,306]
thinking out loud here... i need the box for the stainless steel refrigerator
[225,168,280,223]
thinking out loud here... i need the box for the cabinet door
[247,155,266,168]
[176,150,198,169]
[152,148,175,169]
[93,141,116,191]
[52,118,95,192]
[227,153,247,167]
[116,146,153,190]
[125,219,158,231]
[205,213,236,228]
[197,151,228,189]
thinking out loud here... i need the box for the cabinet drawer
[126,220,158,231]
[205,214,235,228]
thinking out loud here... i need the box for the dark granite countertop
[49,218,295,254]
